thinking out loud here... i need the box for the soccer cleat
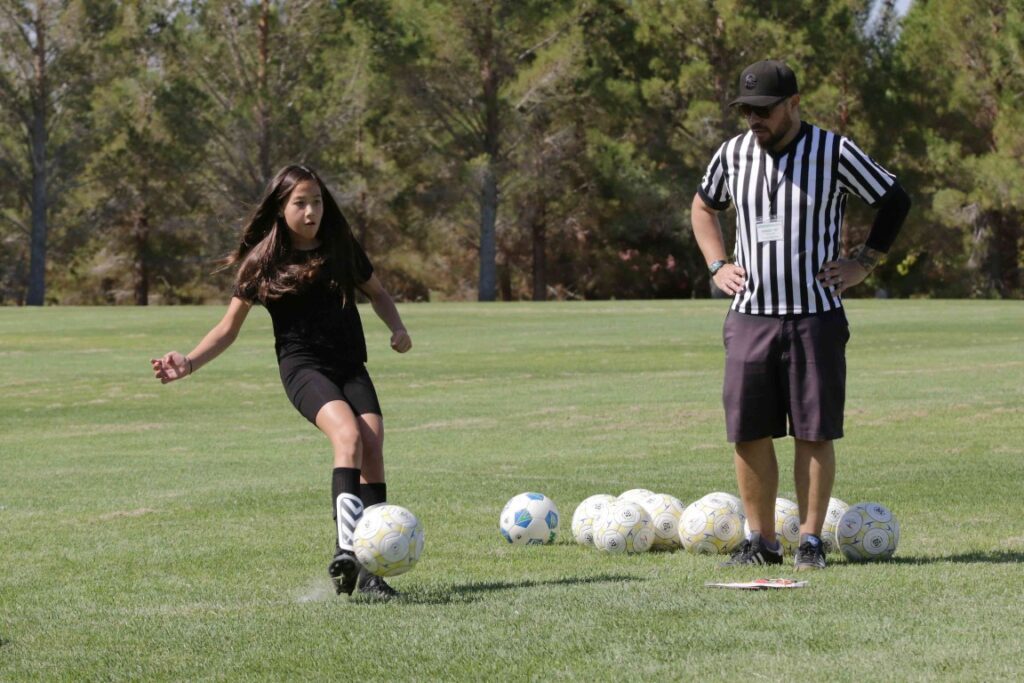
[357,569,399,600]
[328,548,360,596]
[794,534,827,571]
[717,532,784,568]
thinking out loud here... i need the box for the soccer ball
[571,494,616,546]
[499,492,560,545]
[637,493,686,550]
[592,500,654,553]
[774,498,801,553]
[700,491,744,516]
[821,497,850,554]
[741,497,801,554]
[618,488,654,503]
[679,498,745,554]
[836,502,899,561]
[352,504,425,577]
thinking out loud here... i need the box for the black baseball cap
[730,60,799,107]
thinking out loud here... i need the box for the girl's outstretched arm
[358,274,412,353]
[151,297,253,383]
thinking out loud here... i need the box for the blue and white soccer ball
[571,494,616,546]
[836,502,900,561]
[500,492,560,545]
[353,504,425,577]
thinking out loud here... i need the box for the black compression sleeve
[865,183,911,253]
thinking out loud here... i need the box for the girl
[152,164,412,599]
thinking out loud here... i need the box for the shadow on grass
[883,550,1024,565]
[359,573,645,606]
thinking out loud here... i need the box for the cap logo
[744,74,758,90]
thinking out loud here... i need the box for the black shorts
[722,308,849,443]
[280,361,382,424]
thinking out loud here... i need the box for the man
[691,60,911,569]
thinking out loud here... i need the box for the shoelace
[796,542,823,562]
[728,540,754,561]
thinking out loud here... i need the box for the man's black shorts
[722,308,849,443]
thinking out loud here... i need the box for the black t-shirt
[235,241,374,370]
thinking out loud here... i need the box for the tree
[892,0,1024,297]
[382,0,575,301]
[59,1,211,305]
[0,0,112,304]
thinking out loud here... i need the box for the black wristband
[709,260,728,276]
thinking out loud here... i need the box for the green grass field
[2,300,1023,681]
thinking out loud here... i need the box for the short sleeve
[352,239,374,284]
[697,142,732,211]
[837,137,897,206]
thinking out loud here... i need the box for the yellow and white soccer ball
[741,497,801,554]
[836,502,899,561]
[637,493,686,550]
[679,498,745,554]
[700,491,744,516]
[774,497,801,553]
[618,488,655,504]
[571,494,616,546]
[593,500,654,554]
[821,497,850,554]
[353,504,425,577]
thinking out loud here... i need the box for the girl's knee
[327,424,362,453]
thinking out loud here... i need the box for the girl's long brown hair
[222,165,358,304]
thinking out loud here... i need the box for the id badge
[755,216,784,243]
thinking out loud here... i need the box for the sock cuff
[361,482,387,507]
[332,467,361,492]
[331,467,361,511]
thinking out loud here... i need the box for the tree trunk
[27,135,48,305]
[478,164,498,301]
[132,196,150,306]
[26,3,48,306]
[965,205,996,297]
[477,10,500,302]
[256,0,272,187]
[531,203,547,301]
[499,256,512,301]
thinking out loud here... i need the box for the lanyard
[759,149,788,219]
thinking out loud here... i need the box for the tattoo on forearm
[851,245,883,272]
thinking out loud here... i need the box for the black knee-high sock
[332,467,363,553]
[361,482,387,508]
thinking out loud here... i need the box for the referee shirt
[698,121,897,315]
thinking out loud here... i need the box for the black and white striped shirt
[698,122,896,315]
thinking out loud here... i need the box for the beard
[751,111,797,151]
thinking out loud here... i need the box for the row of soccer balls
[499,489,900,561]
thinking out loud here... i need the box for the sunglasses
[738,100,785,119]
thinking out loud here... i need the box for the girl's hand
[151,352,191,383]
[390,329,412,353]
